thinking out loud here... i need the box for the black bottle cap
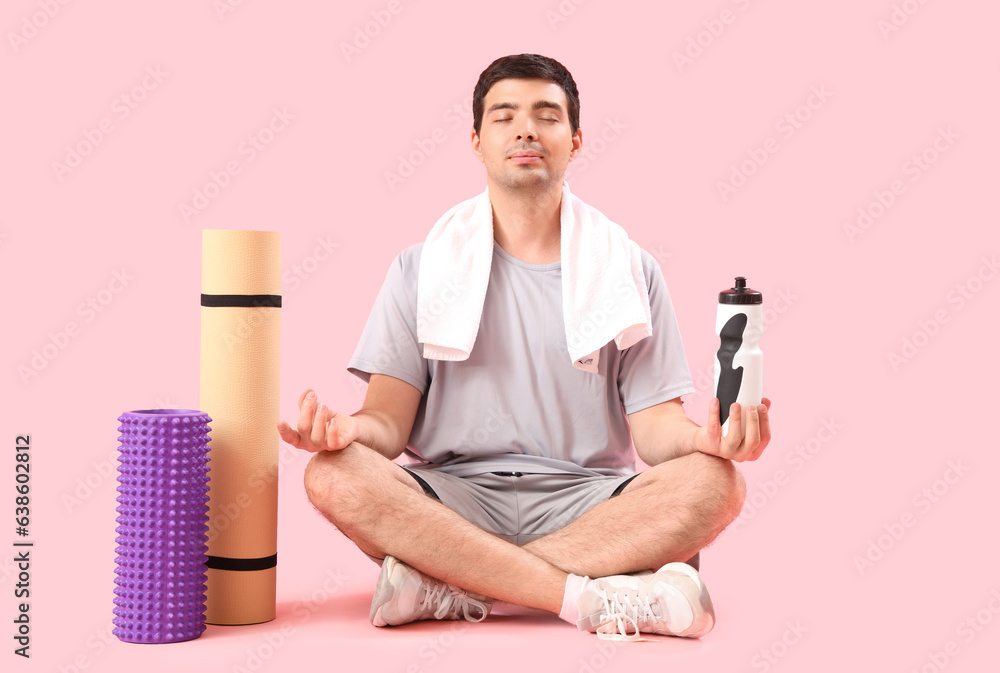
[719,276,762,304]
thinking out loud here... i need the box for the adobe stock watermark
[62,449,117,516]
[384,94,474,192]
[219,234,340,353]
[61,395,175,515]
[284,235,339,293]
[690,287,799,396]
[346,321,429,402]
[7,0,73,54]
[749,620,809,672]
[149,396,178,410]
[575,637,622,673]
[178,106,294,223]
[18,268,135,386]
[404,621,471,673]
[567,117,628,177]
[232,567,349,673]
[716,85,833,202]
[208,441,305,545]
[218,296,281,355]
[730,417,843,531]
[51,65,168,182]
[348,272,465,401]
[672,0,758,73]
[877,0,932,40]
[416,278,467,334]
[566,273,644,358]
[908,588,1000,673]
[340,0,413,64]
[348,372,369,401]
[887,254,997,373]
[468,405,512,449]
[0,554,16,588]
[647,244,673,269]
[55,619,118,673]
[842,126,958,243]
[213,0,249,21]
[853,458,970,575]
[545,0,590,31]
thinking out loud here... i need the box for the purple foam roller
[114,409,212,643]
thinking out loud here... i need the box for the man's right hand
[277,389,360,452]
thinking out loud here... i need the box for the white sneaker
[370,555,492,627]
[576,562,715,640]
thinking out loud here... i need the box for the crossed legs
[303,443,745,614]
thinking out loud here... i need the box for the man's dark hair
[472,54,580,137]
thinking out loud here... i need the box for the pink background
[3,0,999,670]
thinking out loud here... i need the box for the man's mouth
[509,151,543,163]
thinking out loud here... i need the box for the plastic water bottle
[713,277,763,437]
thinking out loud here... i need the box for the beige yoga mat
[199,229,281,625]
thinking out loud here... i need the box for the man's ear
[568,127,583,161]
[471,129,484,163]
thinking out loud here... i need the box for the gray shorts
[401,466,639,546]
[364,465,699,571]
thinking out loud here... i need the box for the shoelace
[419,582,489,622]
[595,589,661,642]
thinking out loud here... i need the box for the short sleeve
[617,250,695,414]
[347,247,430,394]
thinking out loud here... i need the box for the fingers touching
[278,389,336,452]
[706,397,772,462]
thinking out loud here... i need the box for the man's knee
[691,453,744,508]
[303,443,394,558]
[303,442,375,518]
[664,452,746,524]
[303,450,333,510]
[701,456,746,531]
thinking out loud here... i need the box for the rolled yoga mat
[200,229,281,625]
[113,409,212,643]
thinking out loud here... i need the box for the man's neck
[489,180,563,264]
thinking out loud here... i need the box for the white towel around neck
[416,182,652,374]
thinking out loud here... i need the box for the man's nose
[516,121,536,140]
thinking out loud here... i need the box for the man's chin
[495,172,558,193]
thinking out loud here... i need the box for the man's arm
[627,396,772,466]
[627,398,701,465]
[350,373,423,459]
[278,373,422,460]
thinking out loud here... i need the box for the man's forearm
[350,409,406,460]
[635,413,703,466]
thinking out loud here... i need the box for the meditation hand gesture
[277,389,360,452]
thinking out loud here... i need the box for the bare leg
[522,452,746,577]
[305,445,744,613]
[304,443,566,613]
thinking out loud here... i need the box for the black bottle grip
[715,313,747,425]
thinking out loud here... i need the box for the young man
[278,54,772,640]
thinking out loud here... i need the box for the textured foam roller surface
[114,409,212,644]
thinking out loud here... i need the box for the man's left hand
[691,397,772,462]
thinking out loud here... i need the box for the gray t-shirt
[347,239,695,477]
